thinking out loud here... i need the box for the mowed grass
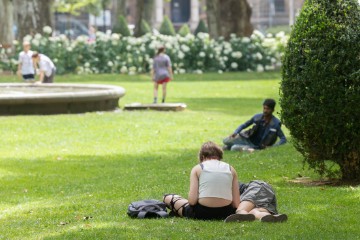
[0,72,359,239]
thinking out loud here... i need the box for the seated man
[223,99,286,152]
[225,180,288,223]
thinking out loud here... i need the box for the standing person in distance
[31,52,56,83]
[17,41,35,82]
[151,46,173,104]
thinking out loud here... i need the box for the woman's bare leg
[162,82,167,103]
[249,208,271,220]
[225,201,256,222]
[153,82,159,103]
[163,194,189,217]
[236,200,255,214]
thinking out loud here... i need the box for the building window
[171,0,190,23]
[274,0,285,12]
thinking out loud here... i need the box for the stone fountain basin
[0,83,126,115]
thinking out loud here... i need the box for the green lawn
[0,72,358,239]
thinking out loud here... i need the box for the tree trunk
[237,0,253,36]
[206,0,220,39]
[0,0,14,46]
[143,0,154,26]
[215,0,253,40]
[15,0,53,41]
[118,0,127,16]
[133,0,144,37]
[341,151,360,180]
[112,0,127,27]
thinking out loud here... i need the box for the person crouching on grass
[31,51,56,83]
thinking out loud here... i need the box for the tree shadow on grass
[173,97,267,116]
[172,71,281,82]
[55,72,281,84]
[288,178,360,186]
[56,74,151,83]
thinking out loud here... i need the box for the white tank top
[198,160,233,201]
[18,50,34,75]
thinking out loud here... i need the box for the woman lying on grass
[224,180,288,223]
[163,141,244,220]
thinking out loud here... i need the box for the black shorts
[23,74,35,80]
[183,203,236,220]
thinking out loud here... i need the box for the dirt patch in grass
[288,177,360,187]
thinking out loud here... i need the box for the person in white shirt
[17,41,35,82]
[32,52,56,83]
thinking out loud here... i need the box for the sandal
[261,214,288,223]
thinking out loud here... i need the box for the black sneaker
[224,214,256,223]
[261,214,288,223]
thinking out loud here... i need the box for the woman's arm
[231,166,240,208]
[38,71,45,83]
[188,165,200,206]
[168,66,173,79]
[150,68,154,80]
[17,63,22,79]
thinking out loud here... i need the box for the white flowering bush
[0,26,288,75]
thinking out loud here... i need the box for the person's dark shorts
[240,180,278,214]
[43,69,55,83]
[23,74,35,80]
[183,203,236,220]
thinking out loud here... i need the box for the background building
[55,0,305,36]
[126,0,304,31]
[248,0,305,30]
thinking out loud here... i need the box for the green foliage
[112,15,131,36]
[1,29,287,74]
[159,16,176,36]
[194,19,208,36]
[54,0,99,16]
[139,19,151,36]
[178,24,191,37]
[280,0,360,179]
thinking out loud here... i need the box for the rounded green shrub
[112,15,131,36]
[159,16,176,36]
[139,19,151,36]
[194,19,208,36]
[280,0,360,180]
[178,24,191,37]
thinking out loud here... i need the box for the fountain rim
[0,83,126,104]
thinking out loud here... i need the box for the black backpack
[127,199,168,219]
